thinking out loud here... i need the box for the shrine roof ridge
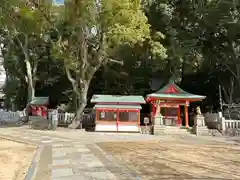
[147,93,206,99]
[91,94,146,104]
[146,82,206,100]
[29,97,49,105]
[94,104,142,109]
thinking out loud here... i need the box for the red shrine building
[91,95,145,132]
[146,80,206,128]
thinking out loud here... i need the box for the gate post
[221,117,226,133]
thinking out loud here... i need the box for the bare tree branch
[108,58,124,65]
[65,66,75,84]
[15,33,31,63]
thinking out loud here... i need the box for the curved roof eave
[146,94,206,101]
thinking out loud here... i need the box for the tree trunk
[16,35,36,103]
[25,59,35,103]
[27,83,35,103]
[69,81,90,129]
[76,91,87,120]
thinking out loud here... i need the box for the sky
[54,0,64,5]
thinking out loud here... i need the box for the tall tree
[198,0,240,102]
[47,0,156,122]
[0,0,52,102]
[145,0,204,81]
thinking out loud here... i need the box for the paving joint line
[0,134,39,146]
[24,145,45,180]
[13,129,79,141]
[87,143,138,180]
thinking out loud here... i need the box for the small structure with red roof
[146,80,206,128]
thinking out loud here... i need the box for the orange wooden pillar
[177,105,181,126]
[184,101,189,128]
[96,109,99,121]
[116,109,119,132]
[138,109,140,131]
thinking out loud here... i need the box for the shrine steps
[154,126,192,136]
[207,129,223,136]
[164,126,191,135]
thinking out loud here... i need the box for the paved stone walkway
[0,126,159,180]
[0,126,239,180]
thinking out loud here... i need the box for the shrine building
[146,80,206,128]
[91,95,145,132]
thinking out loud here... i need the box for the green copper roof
[147,82,206,100]
[91,95,146,104]
[29,97,49,105]
[94,104,142,109]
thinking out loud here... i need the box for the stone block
[195,126,209,136]
[52,168,73,178]
[153,125,165,135]
[86,171,116,180]
[84,160,105,168]
[52,159,70,166]
[194,115,206,127]
[57,147,77,154]
[140,126,153,134]
[41,140,53,144]
[154,115,163,125]
[52,175,93,180]
[52,151,66,158]
[52,144,65,148]
[76,147,90,153]
[80,154,98,161]
[70,154,99,165]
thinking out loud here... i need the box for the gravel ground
[0,139,36,180]
[98,140,240,180]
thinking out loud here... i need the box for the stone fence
[47,111,75,125]
[0,110,75,125]
[0,110,22,124]
[204,112,240,136]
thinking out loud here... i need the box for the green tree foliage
[0,0,53,102]
[1,0,240,114]
[49,0,158,121]
[197,0,240,103]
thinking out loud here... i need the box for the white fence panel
[58,113,75,124]
[224,119,240,129]
[48,110,75,125]
[204,112,240,136]
[0,111,21,123]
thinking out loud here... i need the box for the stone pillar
[193,114,209,136]
[155,113,163,125]
[153,102,164,135]
[221,116,226,132]
[153,113,165,135]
